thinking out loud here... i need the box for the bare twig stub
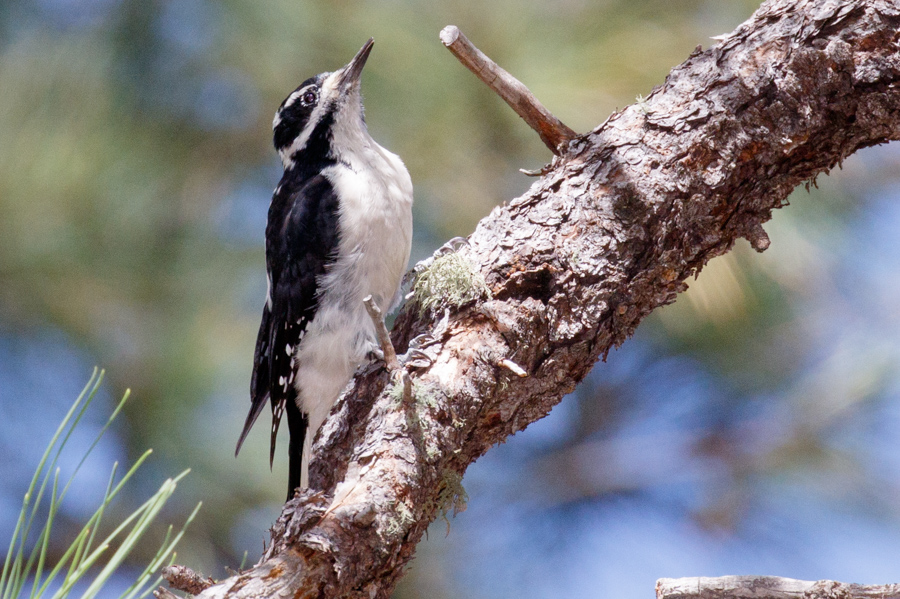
[363,295,411,401]
[363,295,401,372]
[657,576,900,599]
[440,25,578,154]
[499,358,528,378]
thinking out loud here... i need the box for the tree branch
[440,25,578,154]
[657,576,900,599]
[191,1,900,597]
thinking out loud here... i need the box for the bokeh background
[2,0,900,597]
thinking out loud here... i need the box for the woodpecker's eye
[301,89,318,106]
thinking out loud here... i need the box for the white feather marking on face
[283,84,316,110]
[279,72,340,169]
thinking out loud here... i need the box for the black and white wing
[235,173,341,481]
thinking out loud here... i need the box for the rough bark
[657,576,900,599]
[191,0,900,597]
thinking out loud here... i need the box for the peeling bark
[191,1,900,597]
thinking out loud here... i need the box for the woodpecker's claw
[399,347,433,369]
[366,340,431,370]
[393,309,449,370]
[366,346,385,364]
[440,236,470,253]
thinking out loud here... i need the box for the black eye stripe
[272,75,327,154]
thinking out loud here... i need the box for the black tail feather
[285,398,308,501]
[235,395,267,458]
[239,303,273,458]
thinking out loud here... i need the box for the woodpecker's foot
[399,347,433,369]
[438,236,469,254]
[395,309,450,370]
[367,337,430,368]
[366,346,385,364]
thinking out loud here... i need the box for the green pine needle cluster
[0,369,200,599]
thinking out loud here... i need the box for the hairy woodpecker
[235,39,414,499]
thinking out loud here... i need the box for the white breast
[327,142,414,311]
[291,129,413,488]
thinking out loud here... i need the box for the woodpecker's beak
[338,38,374,89]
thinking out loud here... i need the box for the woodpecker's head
[273,38,374,170]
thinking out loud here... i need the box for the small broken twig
[363,295,412,402]
[519,166,552,177]
[363,295,401,372]
[744,223,771,252]
[440,25,578,155]
[498,358,528,378]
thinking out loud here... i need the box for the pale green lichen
[413,380,439,409]
[387,378,407,405]
[388,379,437,411]
[413,252,490,317]
[384,499,415,538]
[425,443,440,461]
[435,469,468,525]
[636,93,651,115]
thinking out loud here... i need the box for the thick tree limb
[193,1,900,597]
[657,576,900,599]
